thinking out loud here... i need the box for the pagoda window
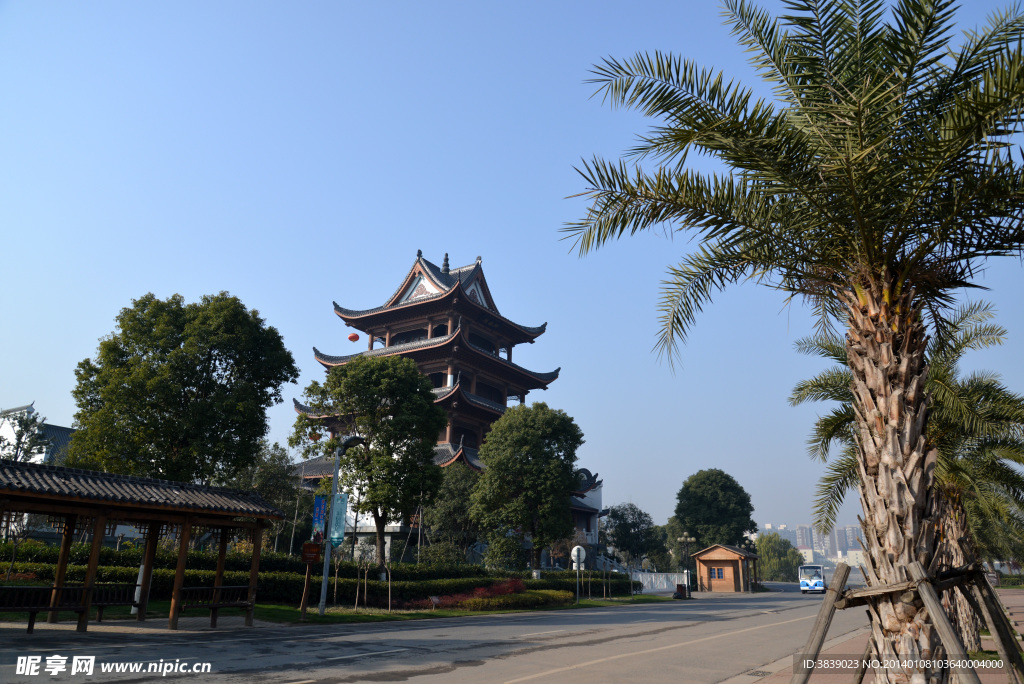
[468,333,496,355]
[432,324,448,337]
[428,372,446,388]
[390,328,428,346]
[475,381,504,406]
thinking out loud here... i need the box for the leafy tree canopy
[290,355,447,567]
[424,462,482,555]
[756,532,805,582]
[68,292,298,484]
[470,402,584,568]
[675,468,756,549]
[0,408,49,463]
[606,502,661,567]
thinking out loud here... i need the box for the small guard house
[693,544,760,592]
[0,459,283,632]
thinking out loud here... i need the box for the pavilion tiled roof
[693,544,759,559]
[0,459,284,519]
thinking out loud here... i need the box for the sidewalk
[725,588,1023,682]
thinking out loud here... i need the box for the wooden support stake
[790,562,850,684]
[299,563,313,621]
[907,562,980,684]
[971,571,1024,681]
[852,633,872,684]
[962,577,1022,684]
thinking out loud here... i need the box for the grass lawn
[0,594,675,627]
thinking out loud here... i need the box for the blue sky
[2,1,1021,529]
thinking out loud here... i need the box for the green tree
[606,503,661,567]
[423,462,481,558]
[290,355,447,567]
[756,532,804,582]
[565,0,1024,668]
[214,440,300,553]
[0,408,49,463]
[675,469,756,550]
[470,402,584,569]
[68,293,298,483]
[791,302,1024,650]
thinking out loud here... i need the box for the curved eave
[333,288,452,323]
[432,383,506,416]
[463,337,560,387]
[314,329,459,368]
[433,443,484,471]
[293,398,331,419]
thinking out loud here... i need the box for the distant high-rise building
[762,523,798,547]
[796,525,814,549]
[842,525,863,552]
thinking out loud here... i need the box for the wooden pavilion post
[168,517,192,630]
[77,512,108,632]
[737,558,745,593]
[246,521,264,627]
[790,563,849,684]
[137,521,160,621]
[211,527,229,628]
[48,513,77,623]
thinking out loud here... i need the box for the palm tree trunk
[932,489,982,652]
[842,284,941,682]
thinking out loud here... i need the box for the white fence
[630,571,689,593]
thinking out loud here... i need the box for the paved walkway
[724,588,1024,682]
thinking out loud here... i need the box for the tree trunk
[932,489,982,652]
[373,510,386,568]
[842,283,942,682]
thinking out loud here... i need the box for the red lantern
[348,332,360,342]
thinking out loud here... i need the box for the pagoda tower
[299,250,561,469]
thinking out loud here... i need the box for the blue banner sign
[312,495,326,540]
[330,492,349,548]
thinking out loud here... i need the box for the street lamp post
[318,434,365,617]
[677,534,696,596]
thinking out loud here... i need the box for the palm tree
[564,0,1024,674]
[791,301,1024,651]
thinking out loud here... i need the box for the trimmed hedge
[4,562,641,607]
[458,590,573,611]
[0,543,505,580]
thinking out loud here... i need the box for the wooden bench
[89,583,140,622]
[0,585,87,633]
[180,585,252,627]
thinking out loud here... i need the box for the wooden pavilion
[0,459,283,631]
[693,544,760,592]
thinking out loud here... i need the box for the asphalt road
[0,589,868,684]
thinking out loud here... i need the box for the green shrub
[417,541,466,567]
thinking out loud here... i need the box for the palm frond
[812,447,860,533]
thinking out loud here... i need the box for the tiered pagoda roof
[333,252,547,345]
[313,324,560,391]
